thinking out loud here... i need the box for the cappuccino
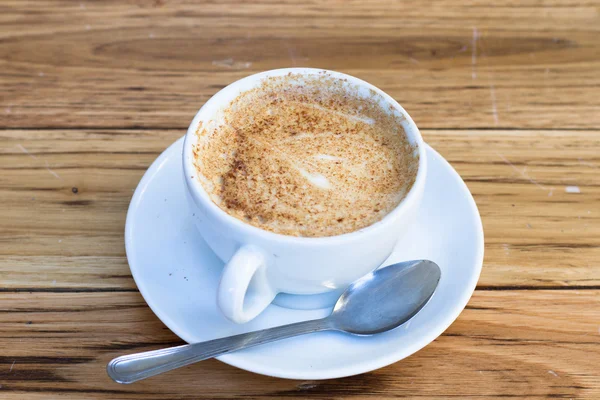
[193,73,418,237]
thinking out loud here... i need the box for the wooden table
[1,1,599,398]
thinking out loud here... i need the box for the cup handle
[217,245,277,324]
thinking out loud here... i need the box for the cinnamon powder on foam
[192,73,418,237]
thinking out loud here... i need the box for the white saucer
[125,137,484,380]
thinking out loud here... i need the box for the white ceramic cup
[183,68,427,324]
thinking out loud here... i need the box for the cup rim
[183,68,427,245]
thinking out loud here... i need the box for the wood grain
[1,0,600,129]
[1,1,600,399]
[1,129,598,290]
[0,290,598,399]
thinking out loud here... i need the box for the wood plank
[0,129,598,290]
[0,290,598,399]
[1,1,600,129]
[429,130,600,288]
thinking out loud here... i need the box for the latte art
[193,73,418,237]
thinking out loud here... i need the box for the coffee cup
[183,68,427,323]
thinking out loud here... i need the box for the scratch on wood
[471,27,478,79]
[495,152,551,194]
[18,144,63,179]
[9,361,15,372]
[578,158,598,169]
[211,58,252,69]
[45,161,62,180]
[287,45,298,66]
[548,370,559,377]
[17,144,38,159]
[489,84,499,124]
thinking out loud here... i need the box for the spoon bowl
[108,259,441,384]
[331,260,441,334]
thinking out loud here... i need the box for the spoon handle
[107,318,333,384]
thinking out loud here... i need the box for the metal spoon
[107,259,441,384]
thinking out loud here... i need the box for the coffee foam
[192,73,418,237]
